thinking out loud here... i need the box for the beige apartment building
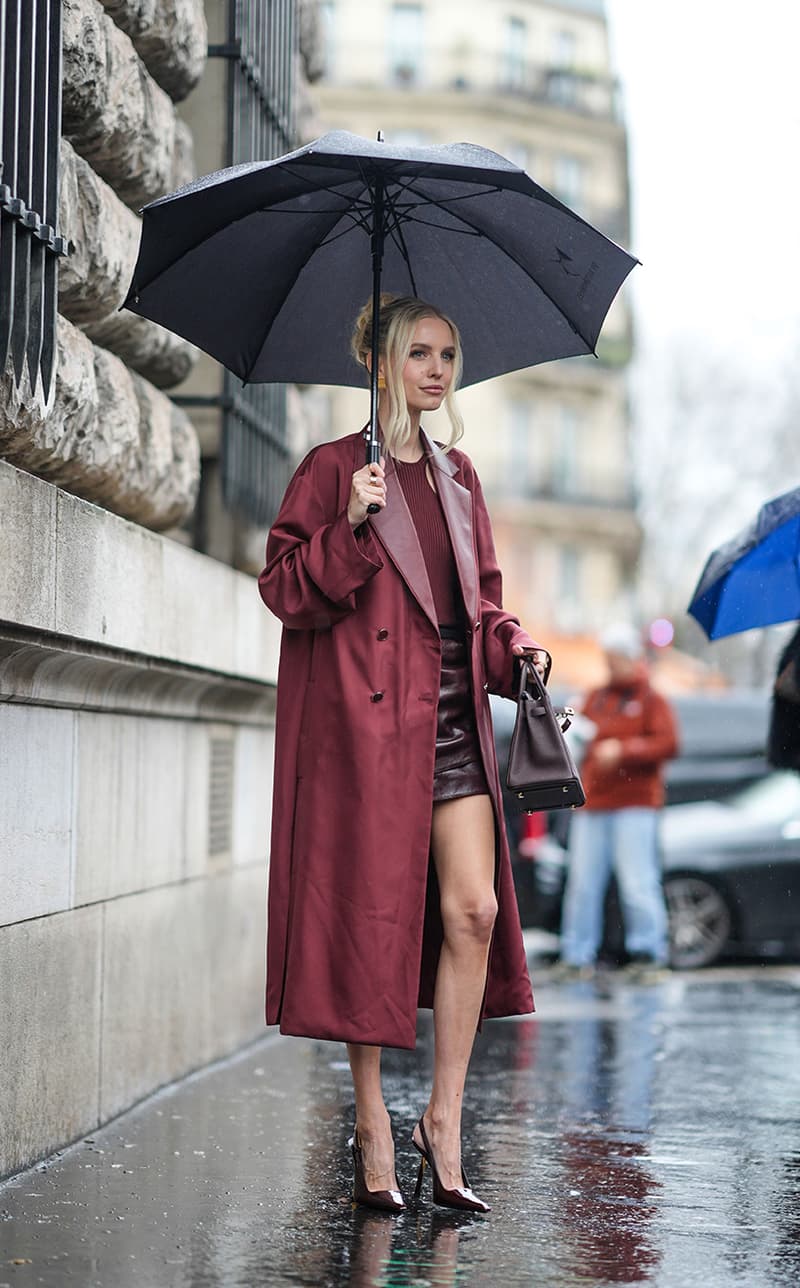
[313,0,640,671]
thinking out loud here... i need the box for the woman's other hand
[348,458,386,527]
[512,643,550,681]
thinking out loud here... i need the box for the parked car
[514,773,800,968]
[661,771,800,967]
[493,690,800,966]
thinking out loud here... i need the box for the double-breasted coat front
[258,428,539,1049]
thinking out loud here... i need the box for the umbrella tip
[376,130,385,143]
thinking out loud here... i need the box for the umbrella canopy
[123,130,637,390]
[688,487,800,639]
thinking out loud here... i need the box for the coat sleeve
[468,461,547,698]
[258,445,384,631]
[619,691,680,766]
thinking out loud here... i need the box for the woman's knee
[442,890,498,945]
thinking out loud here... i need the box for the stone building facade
[0,0,320,1179]
[314,0,640,679]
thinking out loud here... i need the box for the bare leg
[413,793,497,1189]
[346,1043,400,1193]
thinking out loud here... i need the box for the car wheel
[664,875,732,969]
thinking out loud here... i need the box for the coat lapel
[360,436,439,632]
[422,431,480,625]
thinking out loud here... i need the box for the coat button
[376,628,389,640]
[370,691,384,703]
[474,621,481,630]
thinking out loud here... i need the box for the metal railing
[209,0,296,528]
[0,0,69,400]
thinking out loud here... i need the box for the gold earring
[377,375,386,391]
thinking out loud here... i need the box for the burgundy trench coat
[258,428,540,1049]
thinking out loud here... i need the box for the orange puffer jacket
[580,672,679,811]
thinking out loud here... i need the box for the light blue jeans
[560,808,669,966]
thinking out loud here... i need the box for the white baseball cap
[599,623,644,660]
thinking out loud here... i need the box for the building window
[389,3,424,86]
[553,154,585,211]
[505,398,535,497]
[501,16,527,91]
[559,544,580,605]
[553,406,581,497]
[320,1,337,79]
[552,28,577,67]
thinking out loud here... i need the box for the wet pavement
[2,963,800,1288]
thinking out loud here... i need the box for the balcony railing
[489,472,636,510]
[323,46,621,123]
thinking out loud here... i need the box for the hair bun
[351,293,398,368]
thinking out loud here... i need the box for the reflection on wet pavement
[2,969,800,1287]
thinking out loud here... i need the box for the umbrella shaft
[367,177,385,469]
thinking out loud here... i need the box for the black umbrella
[124,130,637,483]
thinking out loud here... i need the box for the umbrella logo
[552,246,581,277]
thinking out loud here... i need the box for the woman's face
[393,316,456,414]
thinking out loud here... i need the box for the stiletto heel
[349,1131,406,1213]
[411,1115,490,1214]
[414,1155,427,1200]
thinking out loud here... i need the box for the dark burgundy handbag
[506,659,586,813]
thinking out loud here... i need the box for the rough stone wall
[61,0,194,210]
[0,317,198,531]
[58,139,196,389]
[99,0,208,101]
[0,0,208,531]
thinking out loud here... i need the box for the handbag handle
[517,658,574,732]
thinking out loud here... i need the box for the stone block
[61,0,192,211]
[0,905,103,1178]
[0,706,75,927]
[0,317,199,531]
[184,722,210,878]
[57,138,140,324]
[99,0,208,102]
[232,726,274,868]
[159,538,237,672]
[100,868,266,1120]
[0,463,57,632]
[73,712,186,906]
[58,140,197,390]
[84,313,197,390]
[54,490,165,654]
[233,570,282,684]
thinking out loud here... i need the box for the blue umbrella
[688,487,800,639]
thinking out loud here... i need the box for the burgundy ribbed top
[394,455,462,627]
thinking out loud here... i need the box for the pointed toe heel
[411,1116,490,1214]
[349,1132,406,1214]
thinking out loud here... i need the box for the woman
[258,294,549,1214]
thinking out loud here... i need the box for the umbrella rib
[383,187,419,296]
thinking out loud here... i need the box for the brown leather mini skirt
[433,630,490,803]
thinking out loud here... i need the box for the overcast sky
[605,0,800,370]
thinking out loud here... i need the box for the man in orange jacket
[557,624,679,979]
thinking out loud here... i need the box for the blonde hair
[351,294,464,458]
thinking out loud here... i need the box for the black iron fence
[0,0,69,400]
[213,0,296,528]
